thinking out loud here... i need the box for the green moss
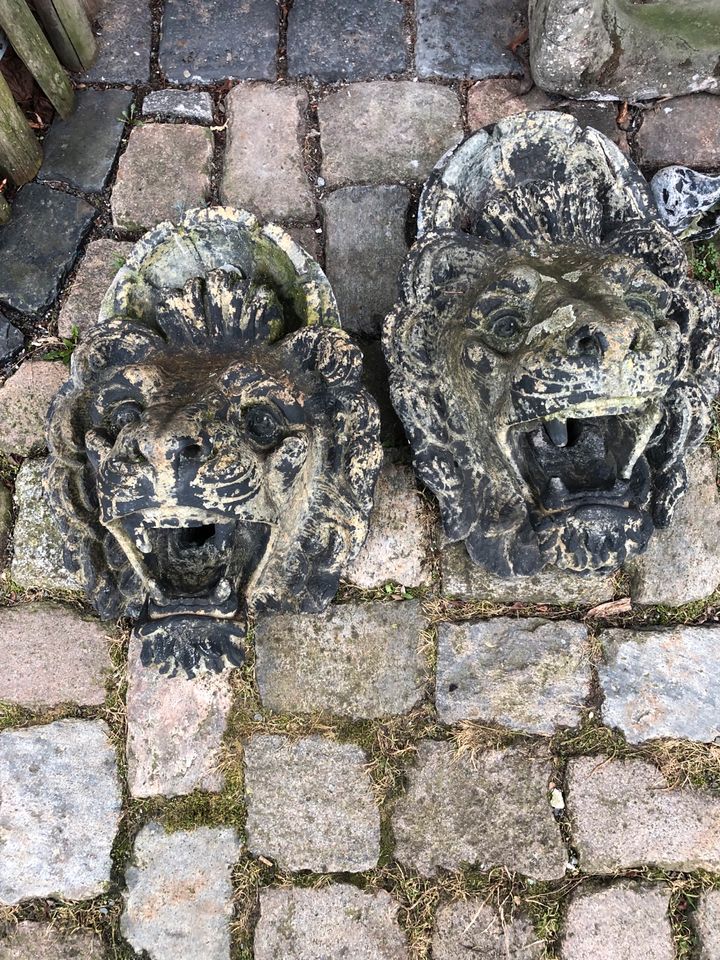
[693,242,720,295]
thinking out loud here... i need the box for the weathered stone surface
[111,124,213,233]
[221,84,315,221]
[0,719,121,903]
[160,0,277,83]
[393,741,566,879]
[0,360,67,457]
[288,0,406,81]
[561,884,673,960]
[0,314,24,365]
[627,449,720,605]
[599,626,720,743]
[122,822,240,960]
[467,78,552,129]
[142,89,214,123]
[11,458,82,592]
[80,0,151,83]
[436,618,590,734]
[0,484,11,565]
[319,82,463,186]
[637,96,720,171]
[58,239,134,338]
[0,603,110,707]
[324,184,409,336]
[0,184,95,315]
[694,890,720,960]
[39,89,132,193]
[562,102,621,144]
[417,0,526,79]
[651,166,720,242]
[126,632,233,798]
[433,901,542,959]
[254,885,409,959]
[244,735,380,872]
[0,923,105,959]
[255,601,426,718]
[441,542,616,605]
[568,756,720,873]
[345,464,429,587]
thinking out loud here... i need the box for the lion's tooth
[548,476,568,497]
[545,418,568,447]
[212,578,232,602]
[136,527,152,554]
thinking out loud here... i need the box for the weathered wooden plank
[0,193,10,225]
[33,0,97,71]
[0,71,42,185]
[0,0,74,117]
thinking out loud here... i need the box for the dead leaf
[585,597,632,618]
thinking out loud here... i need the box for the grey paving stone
[38,89,132,193]
[0,484,10,566]
[112,124,213,233]
[160,0,277,83]
[637,95,720,171]
[416,0,526,80]
[0,603,111,708]
[440,541,616,605]
[10,458,82,593]
[324,184,409,336]
[561,101,621,144]
[0,314,23,365]
[627,449,720,605]
[122,822,240,960]
[433,901,543,960]
[567,756,720,873]
[0,184,95,315]
[244,734,380,872]
[0,922,106,959]
[345,464,430,587]
[126,631,234,798]
[319,82,463,186]
[255,601,426,719]
[142,89,214,123]
[58,239,134,338]
[80,0,151,83]
[0,360,67,457]
[255,885,409,959]
[221,84,315,222]
[436,618,590,734]
[561,884,673,960]
[0,719,121,903]
[694,890,720,960]
[598,626,720,743]
[287,0,406,82]
[393,741,566,879]
[467,78,552,129]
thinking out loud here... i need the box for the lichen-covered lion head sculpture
[384,113,720,576]
[48,208,381,672]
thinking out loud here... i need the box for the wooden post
[0,0,74,118]
[33,0,97,72]
[0,71,42,186]
[0,194,10,225]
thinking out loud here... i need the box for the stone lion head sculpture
[48,208,381,672]
[384,113,720,577]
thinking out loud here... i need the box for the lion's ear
[397,231,494,306]
[281,327,365,388]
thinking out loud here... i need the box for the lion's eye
[490,313,521,338]
[110,400,143,432]
[244,405,283,448]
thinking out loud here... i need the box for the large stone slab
[254,885,408,959]
[0,360,67,457]
[80,0,151,82]
[436,618,590,734]
[694,890,720,960]
[0,719,121,903]
[0,603,110,707]
[0,923,105,959]
[287,0,406,81]
[58,239,134,338]
[221,84,315,222]
[0,184,95,315]
[126,631,234,798]
[39,89,132,193]
[244,735,380,872]
[319,82,463,186]
[433,901,542,959]
[159,0,277,83]
[599,626,720,743]
[417,0,526,80]
[393,741,566,879]
[121,822,240,960]
[568,756,720,873]
[637,95,720,173]
[111,124,213,233]
[324,184,409,336]
[0,314,23,366]
[142,90,214,123]
[561,884,673,960]
[255,601,426,719]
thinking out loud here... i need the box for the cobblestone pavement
[1,1,720,958]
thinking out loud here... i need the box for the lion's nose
[171,435,213,465]
[566,325,609,359]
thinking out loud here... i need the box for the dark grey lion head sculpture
[384,112,720,577]
[48,208,381,673]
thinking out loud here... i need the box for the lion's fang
[544,418,568,447]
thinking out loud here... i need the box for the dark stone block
[79,0,151,83]
[288,0,406,82]
[561,101,620,144]
[416,0,526,80]
[0,184,96,315]
[0,314,23,365]
[160,0,278,83]
[39,90,132,193]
